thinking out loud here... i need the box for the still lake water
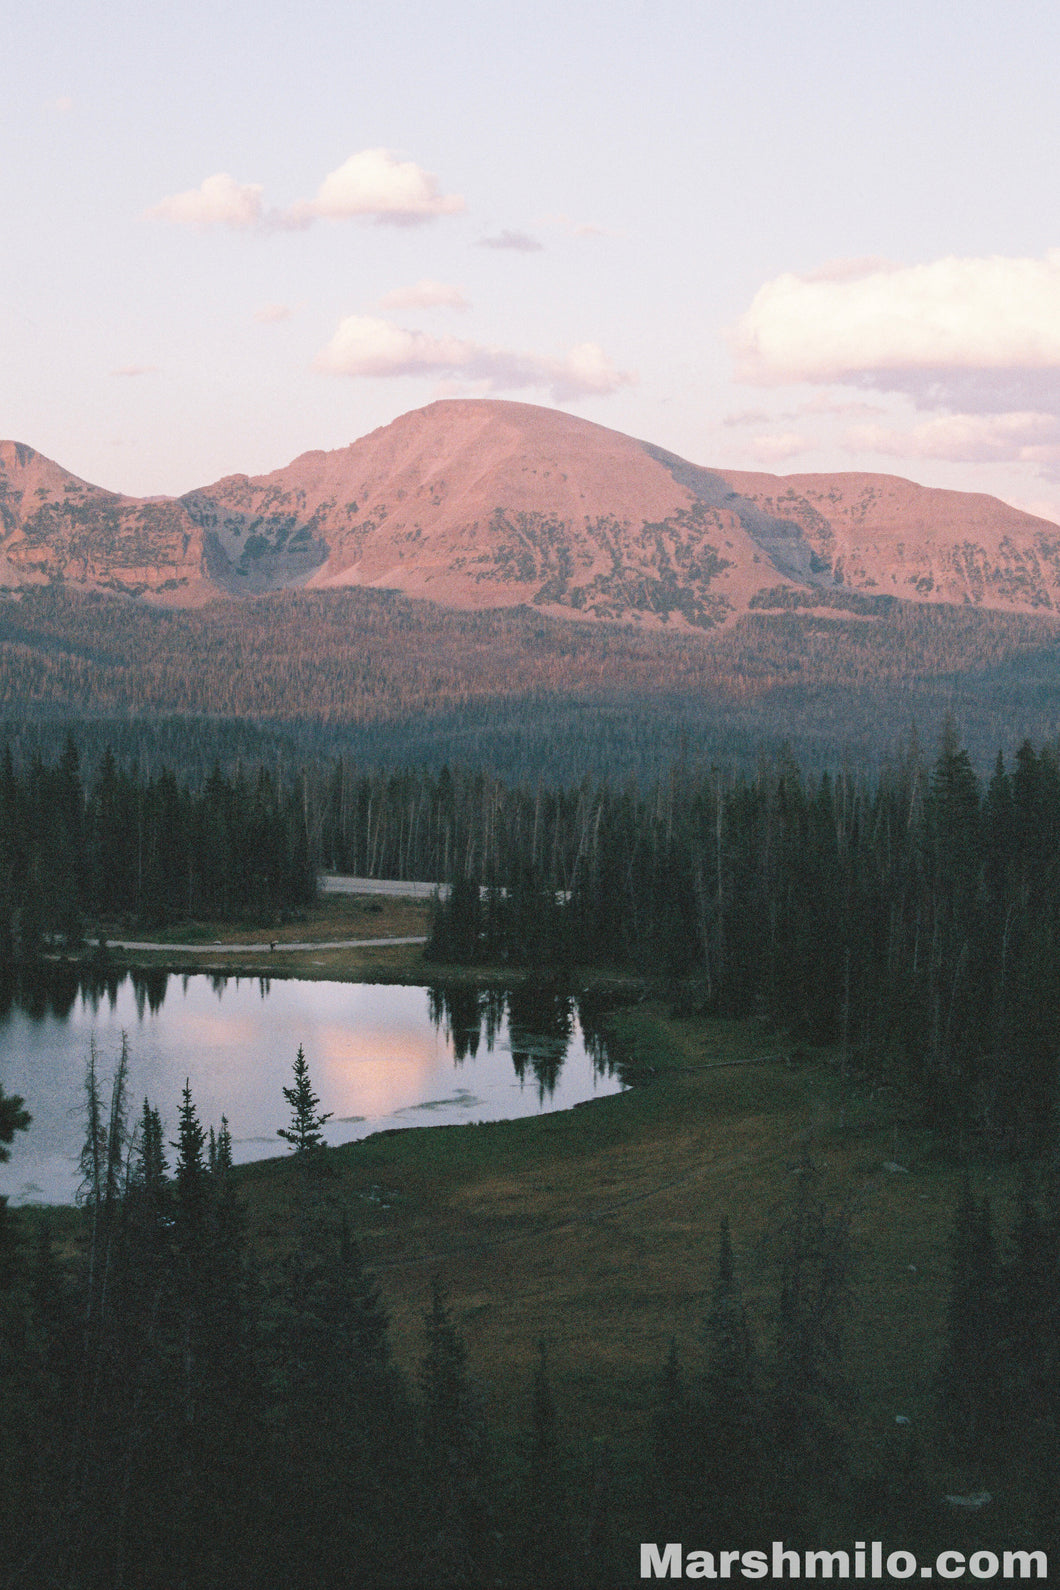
[0,967,625,1205]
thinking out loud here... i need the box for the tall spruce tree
[766,1160,853,1541]
[277,1045,332,1156]
[936,1177,1004,1463]
[418,1277,492,1587]
[699,1216,762,1538]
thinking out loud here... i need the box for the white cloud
[314,315,634,401]
[145,172,264,230]
[476,229,544,252]
[845,411,1060,466]
[253,302,295,323]
[377,279,469,311]
[732,251,1060,410]
[147,150,463,234]
[745,432,813,465]
[550,342,632,401]
[287,148,465,227]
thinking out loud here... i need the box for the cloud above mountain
[846,410,1060,468]
[284,149,465,227]
[147,149,464,232]
[732,252,1060,412]
[145,173,265,230]
[314,316,634,400]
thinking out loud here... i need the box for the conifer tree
[0,1084,30,1284]
[277,1045,332,1155]
[937,1177,1004,1461]
[265,1218,413,1588]
[699,1216,762,1538]
[1000,1171,1058,1473]
[170,1079,210,1434]
[512,1338,567,1587]
[767,1160,853,1540]
[418,1277,491,1586]
[649,1338,699,1540]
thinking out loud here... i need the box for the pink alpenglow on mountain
[3,401,1060,626]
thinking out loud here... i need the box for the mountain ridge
[3,400,1060,626]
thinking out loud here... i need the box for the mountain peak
[2,403,1059,623]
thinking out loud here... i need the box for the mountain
[0,441,209,602]
[4,401,1060,626]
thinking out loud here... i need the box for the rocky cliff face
[0,442,209,601]
[4,403,1060,626]
[717,469,1060,614]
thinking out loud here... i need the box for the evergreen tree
[648,1338,699,1539]
[699,1216,762,1538]
[0,1084,30,1283]
[277,1045,333,1156]
[418,1277,492,1586]
[936,1177,1005,1462]
[510,1340,570,1586]
[264,1219,413,1589]
[766,1160,854,1540]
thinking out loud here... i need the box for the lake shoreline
[0,959,637,1208]
[38,944,649,998]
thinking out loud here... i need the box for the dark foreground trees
[2,1074,1057,1587]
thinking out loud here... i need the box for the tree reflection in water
[427,981,623,1102]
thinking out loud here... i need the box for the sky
[5,0,1060,521]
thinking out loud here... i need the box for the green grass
[235,999,1001,1456]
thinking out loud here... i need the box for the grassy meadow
[237,993,989,1464]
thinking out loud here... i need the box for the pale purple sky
[5,0,1060,521]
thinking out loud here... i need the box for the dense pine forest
[423,726,1060,1155]
[5,584,1060,780]
[0,742,315,953]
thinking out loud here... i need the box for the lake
[0,966,626,1205]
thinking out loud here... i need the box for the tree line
[424,726,1060,1154]
[9,722,1060,1159]
[0,741,315,952]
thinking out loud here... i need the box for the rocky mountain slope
[0,442,209,601]
[4,402,1060,627]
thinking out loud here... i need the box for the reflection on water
[0,965,627,1206]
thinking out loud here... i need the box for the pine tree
[0,1084,30,1284]
[936,1176,1004,1462]
[277,1045,332,1155]
[767,1160,854,1540]
[170,1079,210,1434]
[700,1217,762,1538]
[265,1218,413,1588]
[418,1277,491,1586]
[649,1338,699,1540]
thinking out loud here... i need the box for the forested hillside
[4,586,1060,781]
